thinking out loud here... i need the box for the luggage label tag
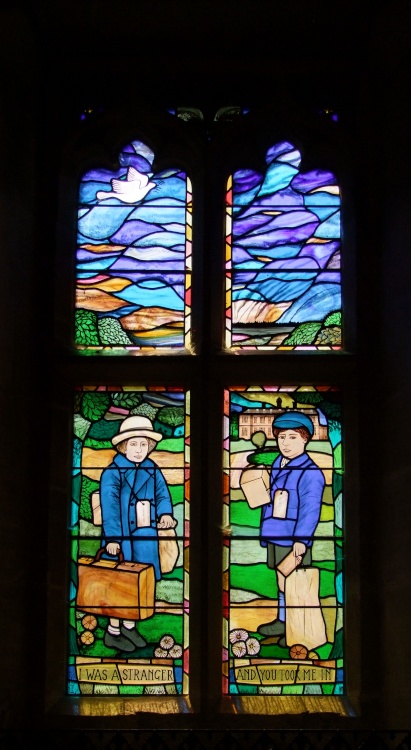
[136,500,151,528]
[272,489,288,518]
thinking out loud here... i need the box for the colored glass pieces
[225,142,342,350]
[68,386,190,696]
[223,386,344,695]
[75,141,192,353]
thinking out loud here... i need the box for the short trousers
[267,542,312,570]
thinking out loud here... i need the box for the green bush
[75,309,100,346]
[282,322,322,345]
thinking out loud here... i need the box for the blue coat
[100,453,173,580]
[260,452,324,548]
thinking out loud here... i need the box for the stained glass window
[75,141,192,353]
[223,386,344,695]
[225,141,342,351]
[63,116,350,713]
[69,386,190,696]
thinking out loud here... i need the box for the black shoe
[257,619,286,637]
[120,625,147,648]
[104,631,136,652]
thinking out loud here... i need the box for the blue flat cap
[272,411,314,437]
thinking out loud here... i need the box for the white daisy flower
[229,628,249,644]
[232,640,247,657]
[160,634,175,650]
[246,637,261,655]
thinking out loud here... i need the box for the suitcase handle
[94,546,125,564]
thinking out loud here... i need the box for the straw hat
[112,415,163,445]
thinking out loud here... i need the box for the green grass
[231,563,277,599]
[160,438,184,452]
[77,612,184,660]
[170,485,183,504]
[319,570,336,597]
[230,500,261,529]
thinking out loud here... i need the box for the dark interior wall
[0,5,43,731]
[366,7,411,723]
[0,0,411,737]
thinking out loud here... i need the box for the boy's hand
[293,541,306,558]
[106,542,121,555]
[157,515,177,529]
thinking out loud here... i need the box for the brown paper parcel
[276,550,303,577]
[76,550,155,620]
[285,566,327,650]
[240,466,271,508]
[158,527,180,574]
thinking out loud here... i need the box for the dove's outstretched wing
[110,177,129,194]
[126,166,151,187]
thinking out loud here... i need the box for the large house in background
[239,402,328,441]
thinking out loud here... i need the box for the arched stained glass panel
[75,141,192,354]
[223,385,344,695]
[68,385,190,696]
[225,142,342,351]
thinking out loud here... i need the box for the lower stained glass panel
[223,385,344,695]
[68,386,190,696]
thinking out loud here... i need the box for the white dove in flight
[96,166,156,203]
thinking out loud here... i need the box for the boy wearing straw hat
[100,415,176,652]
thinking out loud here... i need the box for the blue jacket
[100,452,173,580]
[260,451,324,547]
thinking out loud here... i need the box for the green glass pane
[230,499,261,529]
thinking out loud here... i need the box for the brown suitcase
[76,548,155,620]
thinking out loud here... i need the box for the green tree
[111,392,142,410]
[80,476,100,522]
[324,311,341,327]
[251,430,267,449]
[282,322,321,346]
[98,316,133,345]
[131,402,158,421]
[81,392,110,422]
[75,309,100,346]
[230,412,239,439]
[156,406,185,427]
[294,389,342,421]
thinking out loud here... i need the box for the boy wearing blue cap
[257,411,325,645]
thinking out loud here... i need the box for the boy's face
[277,429,307,460]
[126,437,149,463]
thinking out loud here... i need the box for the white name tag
[136,500,151,528]
[273,489,288,518]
